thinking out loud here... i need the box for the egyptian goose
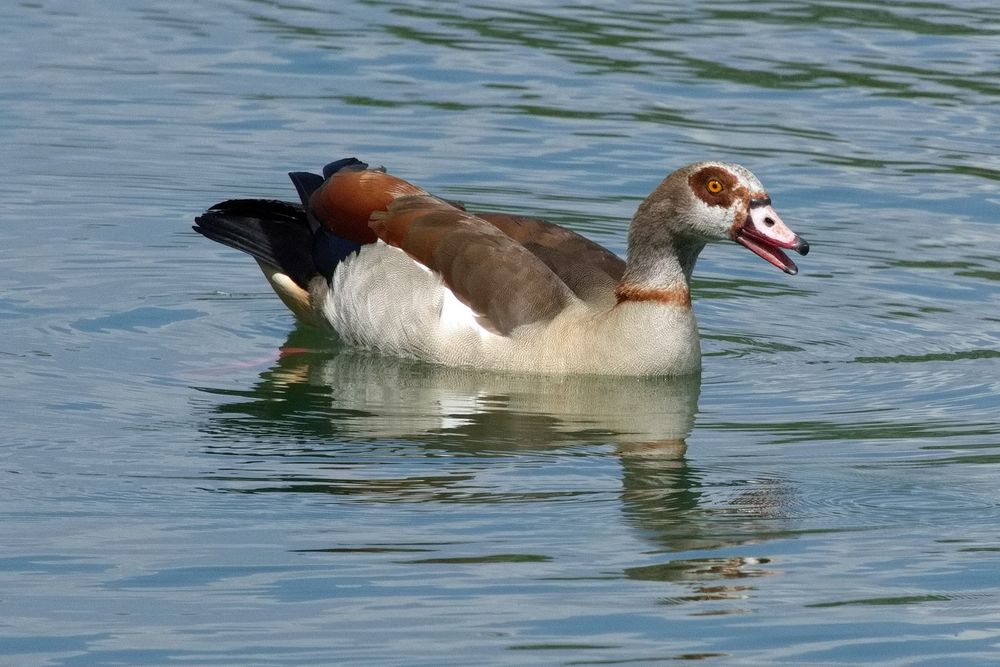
[194,158,808,375]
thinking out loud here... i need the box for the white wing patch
[439,286,494,339]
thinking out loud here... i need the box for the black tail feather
[195,161,377,289]
[193,199,318,288]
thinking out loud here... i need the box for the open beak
[733,196,809,275]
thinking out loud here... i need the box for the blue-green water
[2,1,999,664]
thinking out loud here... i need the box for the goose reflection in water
[194,326,785,609]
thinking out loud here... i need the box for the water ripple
[3,0,1000,664]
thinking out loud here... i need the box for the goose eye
[707,179,723,194]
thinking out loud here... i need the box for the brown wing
[475,212,625,308]
[370,196,576,335]
[304,163,623,306]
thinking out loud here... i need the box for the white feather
[439,287,492,339]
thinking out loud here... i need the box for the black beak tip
[795,236,810,256]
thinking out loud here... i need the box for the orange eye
[707,179,723,194]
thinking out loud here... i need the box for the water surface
[2,1,999,664]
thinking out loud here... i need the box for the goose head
[628,161,809,280]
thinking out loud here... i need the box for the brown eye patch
[689,166,740,208]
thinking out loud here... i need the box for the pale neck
[619,204,705,295]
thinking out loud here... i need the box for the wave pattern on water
[1,0,999,664]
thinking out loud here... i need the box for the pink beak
[734,196,809,275]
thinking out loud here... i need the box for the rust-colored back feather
[310,169,426,243]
